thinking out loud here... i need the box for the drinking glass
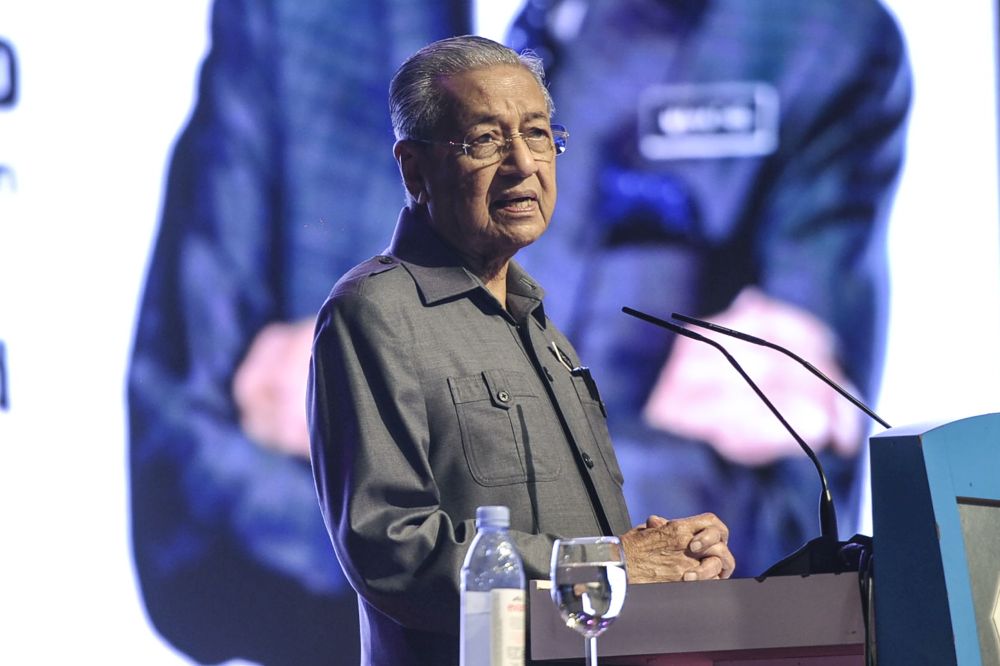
[550,536,627,666]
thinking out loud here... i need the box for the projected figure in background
[127,1,470,664]
[130,0,911,661]
[509,0,912,575]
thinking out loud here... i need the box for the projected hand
[233,319,315,458]
[642,287,864,466]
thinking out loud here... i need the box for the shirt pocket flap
[448,369,536,411]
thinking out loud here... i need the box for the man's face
[405,65,557,267]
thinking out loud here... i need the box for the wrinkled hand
[642,287,865,466]
[620,513,735,583]
[232,319,315,458]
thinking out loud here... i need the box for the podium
[869,413,1000,665]
[530,413,1000,664]
[529,574,864,664]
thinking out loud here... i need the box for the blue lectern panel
[870,412,1000,666]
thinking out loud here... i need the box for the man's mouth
[491,195,536,211]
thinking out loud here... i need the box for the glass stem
[585,636,598,666]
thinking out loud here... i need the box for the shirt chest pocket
[448,369,562,486]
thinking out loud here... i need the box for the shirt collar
[505,260,547,327]
[386,207,547,326]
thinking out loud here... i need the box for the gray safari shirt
[309,207,632,665]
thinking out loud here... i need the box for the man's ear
[394,140,429,205]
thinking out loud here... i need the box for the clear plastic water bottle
[460,505,526,666]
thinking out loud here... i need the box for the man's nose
[500,134,539,176]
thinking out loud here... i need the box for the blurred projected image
[128,0,909,663]
[127,1,471,664]
[510,0,911,576]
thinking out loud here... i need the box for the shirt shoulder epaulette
[346,254,401,280]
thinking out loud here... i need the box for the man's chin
[492,216,548,246]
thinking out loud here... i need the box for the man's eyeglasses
[413,124,569,163]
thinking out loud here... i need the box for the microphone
[622,306,871,577]
[0,339,8,411]
[671,312,891,429]
[666,313,887,666]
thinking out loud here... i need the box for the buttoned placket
[509,303,616,537]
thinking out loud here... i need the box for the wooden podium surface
[529,574,864,665]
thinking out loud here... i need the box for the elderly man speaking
[308,35,735,666]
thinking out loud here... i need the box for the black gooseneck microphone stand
[621,306,891,577]
[625,306,887,664]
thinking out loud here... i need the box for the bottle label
[461,589,525,666]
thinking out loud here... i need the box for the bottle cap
[475,505,510,528]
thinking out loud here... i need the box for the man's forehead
[437,65,548,127]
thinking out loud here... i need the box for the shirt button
[377,255,393,264]
[497,390,510,403]
[582,452,595,469]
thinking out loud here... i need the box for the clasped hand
[620,513,735,583]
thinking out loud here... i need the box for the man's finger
[673,512,726,534]
[689,526,725,553]
[699,543,736,579]
[692,521,729,543]
[685,555,722,581]
[645,515,669,528]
